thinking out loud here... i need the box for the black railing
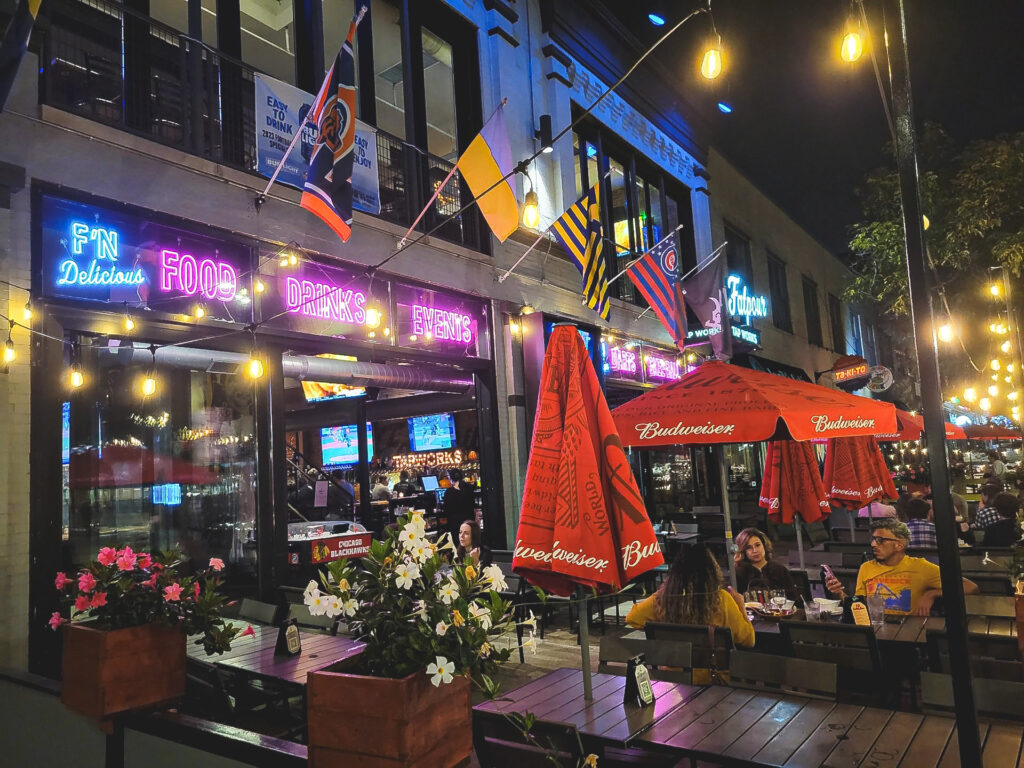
[39,0,485,253]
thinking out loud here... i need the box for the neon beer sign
[160,250,237,300]
[285,276,367,324]
[56,221,145,287]
[646,354,681,381]
[411,305,473,344]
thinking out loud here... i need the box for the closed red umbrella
[513,325,663,597]
[824,436,899,509]
[963,423,1021,440]
[759,440,830,524]
[69,445,219,489]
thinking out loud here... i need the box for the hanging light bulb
[288,253,298,266]
[383,326,391,337]
[141,346,157,397]
[1006,376,1013,384]
[992,359,1001,371]
[990,283,1002,297]
[980,397,992,411]
[365,305,382,329]
[700,38,723,79]
[279,255,289,267]
[964,387,977,402]
[1008,363,1016,373]
[424,330,434,341]
[1010,391,1020,401]
[989,385,999,397]
[1001,340,1012,354]
[3,336,15,364]
[840,29,863,63]
[992,374,999,381]
[246,355,265,379]
[254,279,266,294]
[522,189,539,229]
[69,363,84,389]
[123,312,135,332]
[937,323,954,343]
[509,320,521,335]
[23,301,32,322]
[194,304,206,320]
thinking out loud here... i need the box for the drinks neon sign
[411,305,473,344]
[726,274,768,325]
[56,221,145,287]
[285,276,367,324]
[160,250,237,300]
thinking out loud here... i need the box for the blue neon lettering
[57,259,146,287]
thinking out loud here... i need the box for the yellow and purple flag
[456,104,517,242]
[0,0,41,113]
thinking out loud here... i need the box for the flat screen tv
[408,413,456,452]
[300,354,366,402]
[321,423,373,467]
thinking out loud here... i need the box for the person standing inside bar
[441,468,476,540]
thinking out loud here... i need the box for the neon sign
[152,483,182,506]
[411,305,474,344]
[834,363,869,383]
[160,250,237,300]
[608,346,639,375]
[56,221,146,287]
[645,354,681,381]
[285,276,367,324]
[726,274,769,325]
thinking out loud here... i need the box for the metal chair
[598,636,693,683]
[286,602,339,635]
[473,712,583,768]
[643,622,734,677]
[728,649,837,698]
[780,620,889,705]
[921,671,1024,721]
[237,597,280,625]
[926,629,1024,681]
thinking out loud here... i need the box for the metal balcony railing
[38,0,485,254]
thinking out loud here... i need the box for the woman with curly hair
[625,543,754,655]
[733,528,802,605]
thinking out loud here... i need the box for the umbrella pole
[577,586,593,700]
[795,512,806,572]
[719,450,738,589]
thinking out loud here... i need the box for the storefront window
[371,0,406,141]
[421,27,456,161]
[64,340,258,584]
[647,448,694,522]
[723,442,762,491]
[240,0,296,84]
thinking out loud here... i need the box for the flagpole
[604,224,685,288]
[398,98,508,249]
[678,241,729,284]
[254,6,367,212]
[496,229,549,283]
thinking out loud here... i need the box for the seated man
[904,498,937,548]
[982,492,1020,547]
[826,519,978,616]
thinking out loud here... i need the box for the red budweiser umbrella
[875,409,923,442]
[513,325,663,597]
[963,423,1021,440]
[759,440,831,524]
[823,436,899,509]
[945,422,968,440]
[69,445,219,489]
[612,360,898,446]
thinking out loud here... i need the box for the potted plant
[303,512,520,768]
[51,547,243,721]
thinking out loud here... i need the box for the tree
[844,124,1024,316]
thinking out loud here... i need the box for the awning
[730,353,812,383]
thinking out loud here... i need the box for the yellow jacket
[625,589,755,647]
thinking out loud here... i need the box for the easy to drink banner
[254,73,381,215]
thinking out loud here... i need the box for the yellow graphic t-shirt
[855,556,942,614]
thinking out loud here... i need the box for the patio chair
[286,603,339,635]
[788,568,813,604]
[494,563,527,662]
[969,574,1014,595]
[780,621,889,706]
[728,650,837,698]
[238,597,280,625]
[598,635,692,683]
[473,712,583,768]
[926,630,1024,681]
[921,671,1024,721]
[643,622,734,677]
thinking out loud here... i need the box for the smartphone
[821,564,836,582]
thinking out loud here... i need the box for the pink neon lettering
[647,356,680,380]
[409,304,473,343]
[285,275,368,324]
[159,250,237,301]
[609,347,638,374]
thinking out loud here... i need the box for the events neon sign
[160,250,237,300]
[411,305,473,344]
[56,221,145,287]
[726,274,768,325]
[285,276,367,324]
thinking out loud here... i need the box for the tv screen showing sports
[321,423,373,467]
[408,413,456,452]
[300,354,366,402]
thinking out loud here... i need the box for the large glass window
[767,252,792,333]
[421,27,456,160]
[863,322,877,365]
[724,223,752,281]
[849,310,863,356]
[63,340,258,586]
[240,0,296,84]
[370,0,406,141]
[802,277,823,347]
[828,293,845,352]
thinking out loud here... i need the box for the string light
[522,188,539,229]
[1001,340,1012,354]
[989,385,999,397]
[980,397,992,411]
[246,355,265,379]
[254,278,266,294]
[700,35,723,79]
[937,323,954,343]
[964,387,977,402]
[3,334,15,365]
[141,345,157,398]
[990,283,1002,297]
[69,362,84,389]
[365,305,382,329]
[193,304,206,320]
[22,301,32,322]
[992,359,1001,371]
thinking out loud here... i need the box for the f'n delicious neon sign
[411,304,474,344]
[56,221,145,287]
[285,276,367,324]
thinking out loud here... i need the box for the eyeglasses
[871,535,902,545]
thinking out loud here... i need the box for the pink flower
[115,546,137,572]
[74,595,90,612]
[137,553,152,569]
[163,583,183,602]
[240,624,255,638]
[193,582,201,599]
[142,573,159,588]
[54,572,71,590]
[97,547,117,566]
[208,557,225,572]
[77,571,96,593]
[90,592,107,608]
[48,612,66,631]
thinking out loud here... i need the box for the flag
[456,104,517,242]
[300,17,358,242]
[682,249,731,359]
[552,183,609,320]
[626,233,686,349]
[0,0,41,113]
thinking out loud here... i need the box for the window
[724,224,752,282]
[877,329,894,368]
[802,277,823,347]
[766,253,792,332]
[828,293,845,352]
[240,0,295,84]
[849,310,863,356]
[863,322,877,365]
[369,0,408,141]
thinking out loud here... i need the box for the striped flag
[0,0,41,113]
[626,233,686,348]
[300,16,358,242]
[552,183,609,319]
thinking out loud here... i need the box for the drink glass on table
[770,589,787,614]
[866,594,886,628]
[804,602,822,622]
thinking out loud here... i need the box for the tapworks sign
[38,194,251,321]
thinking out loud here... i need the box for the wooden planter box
[308,664,472,768]
[61,622,186,720]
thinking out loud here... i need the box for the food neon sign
[160,250,237,300]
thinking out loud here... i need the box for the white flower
[410,542,431,562]
[468,602,492,630]
[408,513,427,534]
[483,564,507,591]
[435,620,449,636]
[395,563,420,590]
[398,527,420,549]
[307,593,326,616]
[303,579,318,598]
[412,599,427,619]
[323,595,342,618]
[439,580,459,605]
[342,598,358,617]
[523,630,537,656]
[437,532,457,552]
[521,609,537,632]
[426,655,455,686]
